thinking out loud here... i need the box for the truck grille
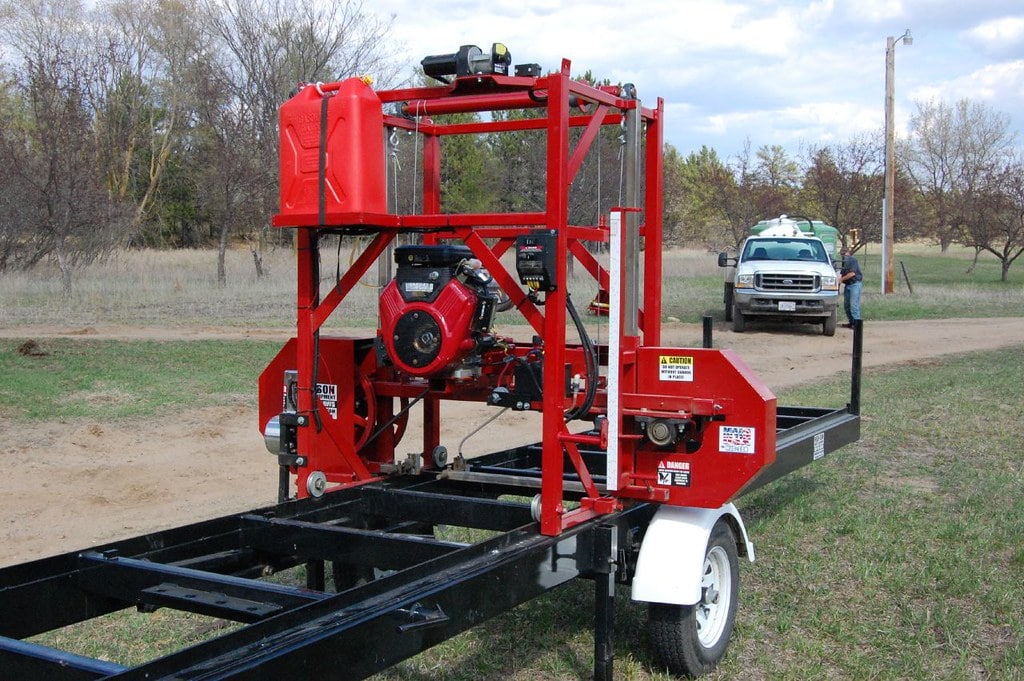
[756,273,819,292]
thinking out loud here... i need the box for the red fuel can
[275,78,387,226]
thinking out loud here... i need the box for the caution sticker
[657,460,691,487]
[659,355,694,382]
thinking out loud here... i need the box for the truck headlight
[822,275,838,291]
[736,274,754,289]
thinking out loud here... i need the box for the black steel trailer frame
[0,326,862,681]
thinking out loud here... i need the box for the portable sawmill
[0,43,862,680]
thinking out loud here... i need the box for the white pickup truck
[718,217,840,336]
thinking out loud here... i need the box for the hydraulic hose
[564,294,598,422]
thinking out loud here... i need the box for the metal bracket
[396,603,449,633]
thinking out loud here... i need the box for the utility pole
[883,29,912,294]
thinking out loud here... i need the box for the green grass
[6,245,1024,678]
[25,344,1024,680]
[373,347,1024,680]
[735,347,1024,680]
[0,338,280,420]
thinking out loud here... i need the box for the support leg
[306,560,326,591]
[593,525,618,681]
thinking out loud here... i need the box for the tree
[663,145,731,247]
[90,0,202,247]
[437,113,500,214]
[193,0,401,284]
[801,135,884,250]
[958,155,1024,281]
[706,141,761,249]
[0,0,124,295]
[752,144,799,217]
[902,98,1016,252]
[488,105,548,216]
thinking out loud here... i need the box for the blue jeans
[844,281,862,323]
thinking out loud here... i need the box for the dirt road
[2,317,1022,567]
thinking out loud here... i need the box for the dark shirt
[841,255,862,284]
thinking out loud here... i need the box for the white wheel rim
[696,545,732,648]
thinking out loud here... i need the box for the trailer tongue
[0,45,861,680]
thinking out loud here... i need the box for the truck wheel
[723,284,734,322]
[648,521,739,678]
[731,306,745,333]
[823,309,837,337]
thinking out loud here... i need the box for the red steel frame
[262,58,776,537]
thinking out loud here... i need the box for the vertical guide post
[622,100,641,336]
[702,315,714,348]
[644,97,665,345]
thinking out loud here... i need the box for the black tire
[723,284,734,322]
[648,521,740,678]
[731,306,745,333]
[823,309,837,336]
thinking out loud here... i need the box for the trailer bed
[0,402,857,680]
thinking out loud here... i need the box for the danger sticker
[719,426,756,454]
[657,460,691,487]
[659,355,694,382]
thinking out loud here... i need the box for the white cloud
[911,60,1024,120]
[968,16,1024,43]
[966,16,1024,59]
[369,0,1024,155]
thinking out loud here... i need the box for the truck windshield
[742,239,829,263]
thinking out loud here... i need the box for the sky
[365,0,1024,159]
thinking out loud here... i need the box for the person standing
[839,246,862,328]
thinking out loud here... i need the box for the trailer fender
[631,503,754,606]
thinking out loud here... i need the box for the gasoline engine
[378,245,500,379]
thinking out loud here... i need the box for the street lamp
[883,28,912,294]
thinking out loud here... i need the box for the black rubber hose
[565,294,598,422]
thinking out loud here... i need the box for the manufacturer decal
[281,382,339,419]
[658,355,694,382]
[403,281,434,293]
[316,383,338,419]
[656,460,691,487]
[719,425,755,454]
